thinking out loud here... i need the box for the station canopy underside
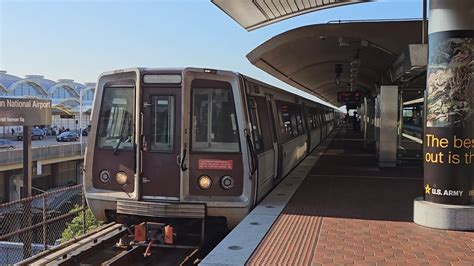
[212,0,372,31]
[211,1,425,106]
[246,20,423,106]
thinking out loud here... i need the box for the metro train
[84,67,337,236]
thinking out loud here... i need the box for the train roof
[100,67,339,111]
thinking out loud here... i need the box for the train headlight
[220,175,234,190]
[115,171,128,186]
[99,170,111,183]
[198,175,212,190]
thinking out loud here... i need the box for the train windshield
[97,87,134,150]
[192,87,239,152]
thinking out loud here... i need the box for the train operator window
[97,87,134,150]
[151,95,174,152]
[192,87,239,152]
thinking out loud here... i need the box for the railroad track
[16,223,200,266]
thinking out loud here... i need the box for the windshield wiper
[114,119,133,155]
[113,136,126,155]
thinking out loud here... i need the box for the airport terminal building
[0,71,95,203]
[0,70,95,135]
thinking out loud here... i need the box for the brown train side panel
[188,78,244,197]
[92,149,135,193]
[188,154,244,196]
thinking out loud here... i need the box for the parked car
[56,132,79,142]
[16,128,45,140]
[82,125,91,136]
[0,139,15,149]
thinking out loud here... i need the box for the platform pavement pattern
[247,129,474,265]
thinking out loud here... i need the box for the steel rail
[15,222,123,265]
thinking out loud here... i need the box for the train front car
[84,68,252,236]
[84,69,140,222]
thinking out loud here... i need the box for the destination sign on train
[337,91,362,103]
[143,74,182,84]
[0,98,52,126]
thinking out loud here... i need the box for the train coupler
[134,222,175,245]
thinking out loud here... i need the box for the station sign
[337,91,361,103]
[0,98,52,126]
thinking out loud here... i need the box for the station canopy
[212,1,424,106]
[246,21,423,105]
[212,0,372,31]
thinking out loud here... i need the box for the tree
[61,205,102,242]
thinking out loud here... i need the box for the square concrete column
[377,86,398,167]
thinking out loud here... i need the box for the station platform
[202,127,474,265]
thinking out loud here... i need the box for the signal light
[115,171,128,186]
[198,175,212,190]
[220,175,234,190]
[99,170,111,183]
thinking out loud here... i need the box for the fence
[0,185,87,265]
[0,143,84,165]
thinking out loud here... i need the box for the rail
[17,223,126,265]
[17,222,201,266]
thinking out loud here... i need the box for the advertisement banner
[424,30,473,205]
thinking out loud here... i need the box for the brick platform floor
[248,128,474,265]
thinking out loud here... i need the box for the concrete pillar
[378,86,398,167]
[363,97,376,150]
[424,0,473,205]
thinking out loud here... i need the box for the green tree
[61,205,102,242]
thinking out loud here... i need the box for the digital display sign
[143,74,182,84]
[337,91,362,103]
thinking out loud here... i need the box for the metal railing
[0,185,91,265]
[0,143,85,165]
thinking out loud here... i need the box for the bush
[61,205,102,242]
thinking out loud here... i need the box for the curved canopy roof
[212,0,372,31]
[0,70,21,90]
[49,83,81,98]
[246,20,423,105]
[57,79,85,93]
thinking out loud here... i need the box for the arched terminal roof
[212,0,372,31]
[0,71,97,114]
[246,20,423,105]
[49,82,81,98]
[56,79,86,94]
[9,75,56,96]
[0,70,21,92]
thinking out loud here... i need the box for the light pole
[79,87,94,157]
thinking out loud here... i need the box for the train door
[303,105,311,155]
[249,94,278,202]
[266,94,279,179]
[323,109,328,137]
[318,108,324,140]
[140,86,181,200]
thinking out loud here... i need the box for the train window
[151,95,174,152]
[278,102,293,138]
[192,87,240,152]
[248,98,264,152]
[97,87,134,150]
[290,108,299,136]
[299,107,306,133]
[308,108,317,129]
[277,101,307,138]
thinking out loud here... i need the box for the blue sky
[0,0,423,103]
